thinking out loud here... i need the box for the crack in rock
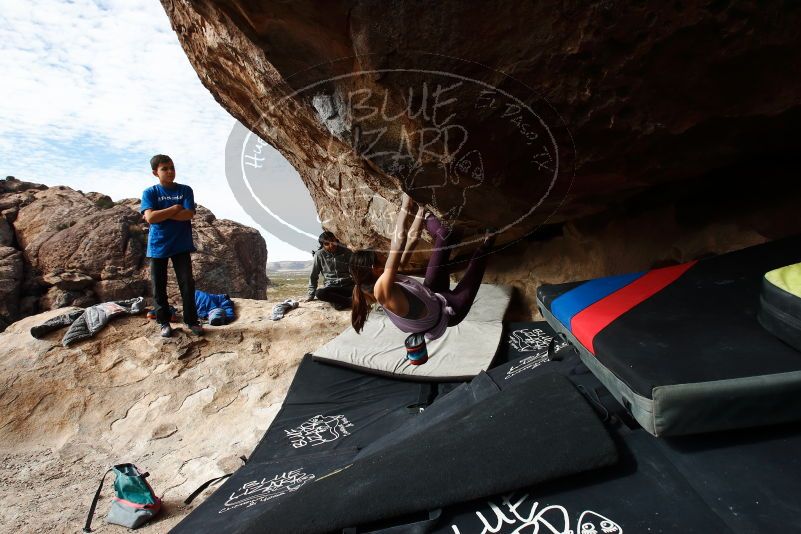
[177,386,215,412]
[150,423,179,441]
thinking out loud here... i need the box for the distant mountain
[268,260,314,272]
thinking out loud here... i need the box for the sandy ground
[0,296,349,533]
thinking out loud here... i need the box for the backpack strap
[83,468,114,533]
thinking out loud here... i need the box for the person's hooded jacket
[308,244,353,299]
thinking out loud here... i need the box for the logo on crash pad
[218,468,315,514]
[451,492,623,534]
[505,329,568,379]
[508,328,557,352]
[285,414,354,448]
[226,52,574,255]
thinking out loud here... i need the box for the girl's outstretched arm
[400,205,426,267]
[374,193,415,301]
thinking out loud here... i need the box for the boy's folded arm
[143,204,183,224]
[170,208,195,221]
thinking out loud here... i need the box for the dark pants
[423,214,494,326]
[151,251,198,326]
[316,284,354,309]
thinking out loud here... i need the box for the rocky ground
[0,298,350,533]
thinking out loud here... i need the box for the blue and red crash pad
[537,234,801,436]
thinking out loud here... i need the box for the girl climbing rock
[349,194,495,364]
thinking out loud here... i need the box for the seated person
[307,231,354,310]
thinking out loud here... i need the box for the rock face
[161,1,801,313]
[188,206,270,301]
[0,247,23,331]
[0,177,269,330]
[0,299,350,532]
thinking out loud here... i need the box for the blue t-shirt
[140,183,196,258]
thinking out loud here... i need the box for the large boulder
[0,177,269,328]
[15,187,147,285]
[177,206,268,300]
[161,1,801,313]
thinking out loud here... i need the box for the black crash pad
[233,373,617,534]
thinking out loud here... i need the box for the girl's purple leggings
[423,214,494,326]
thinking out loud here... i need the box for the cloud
[0,0,317,261]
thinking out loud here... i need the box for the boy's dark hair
[318,231,337,249]
[150,154,173,171]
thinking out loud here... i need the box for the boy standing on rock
[141,154,203,338]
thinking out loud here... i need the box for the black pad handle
[184,455,248,505]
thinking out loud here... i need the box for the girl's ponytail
[349,250,377,333]
[351,282,369,333]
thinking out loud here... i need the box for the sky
[0,0,315,261]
